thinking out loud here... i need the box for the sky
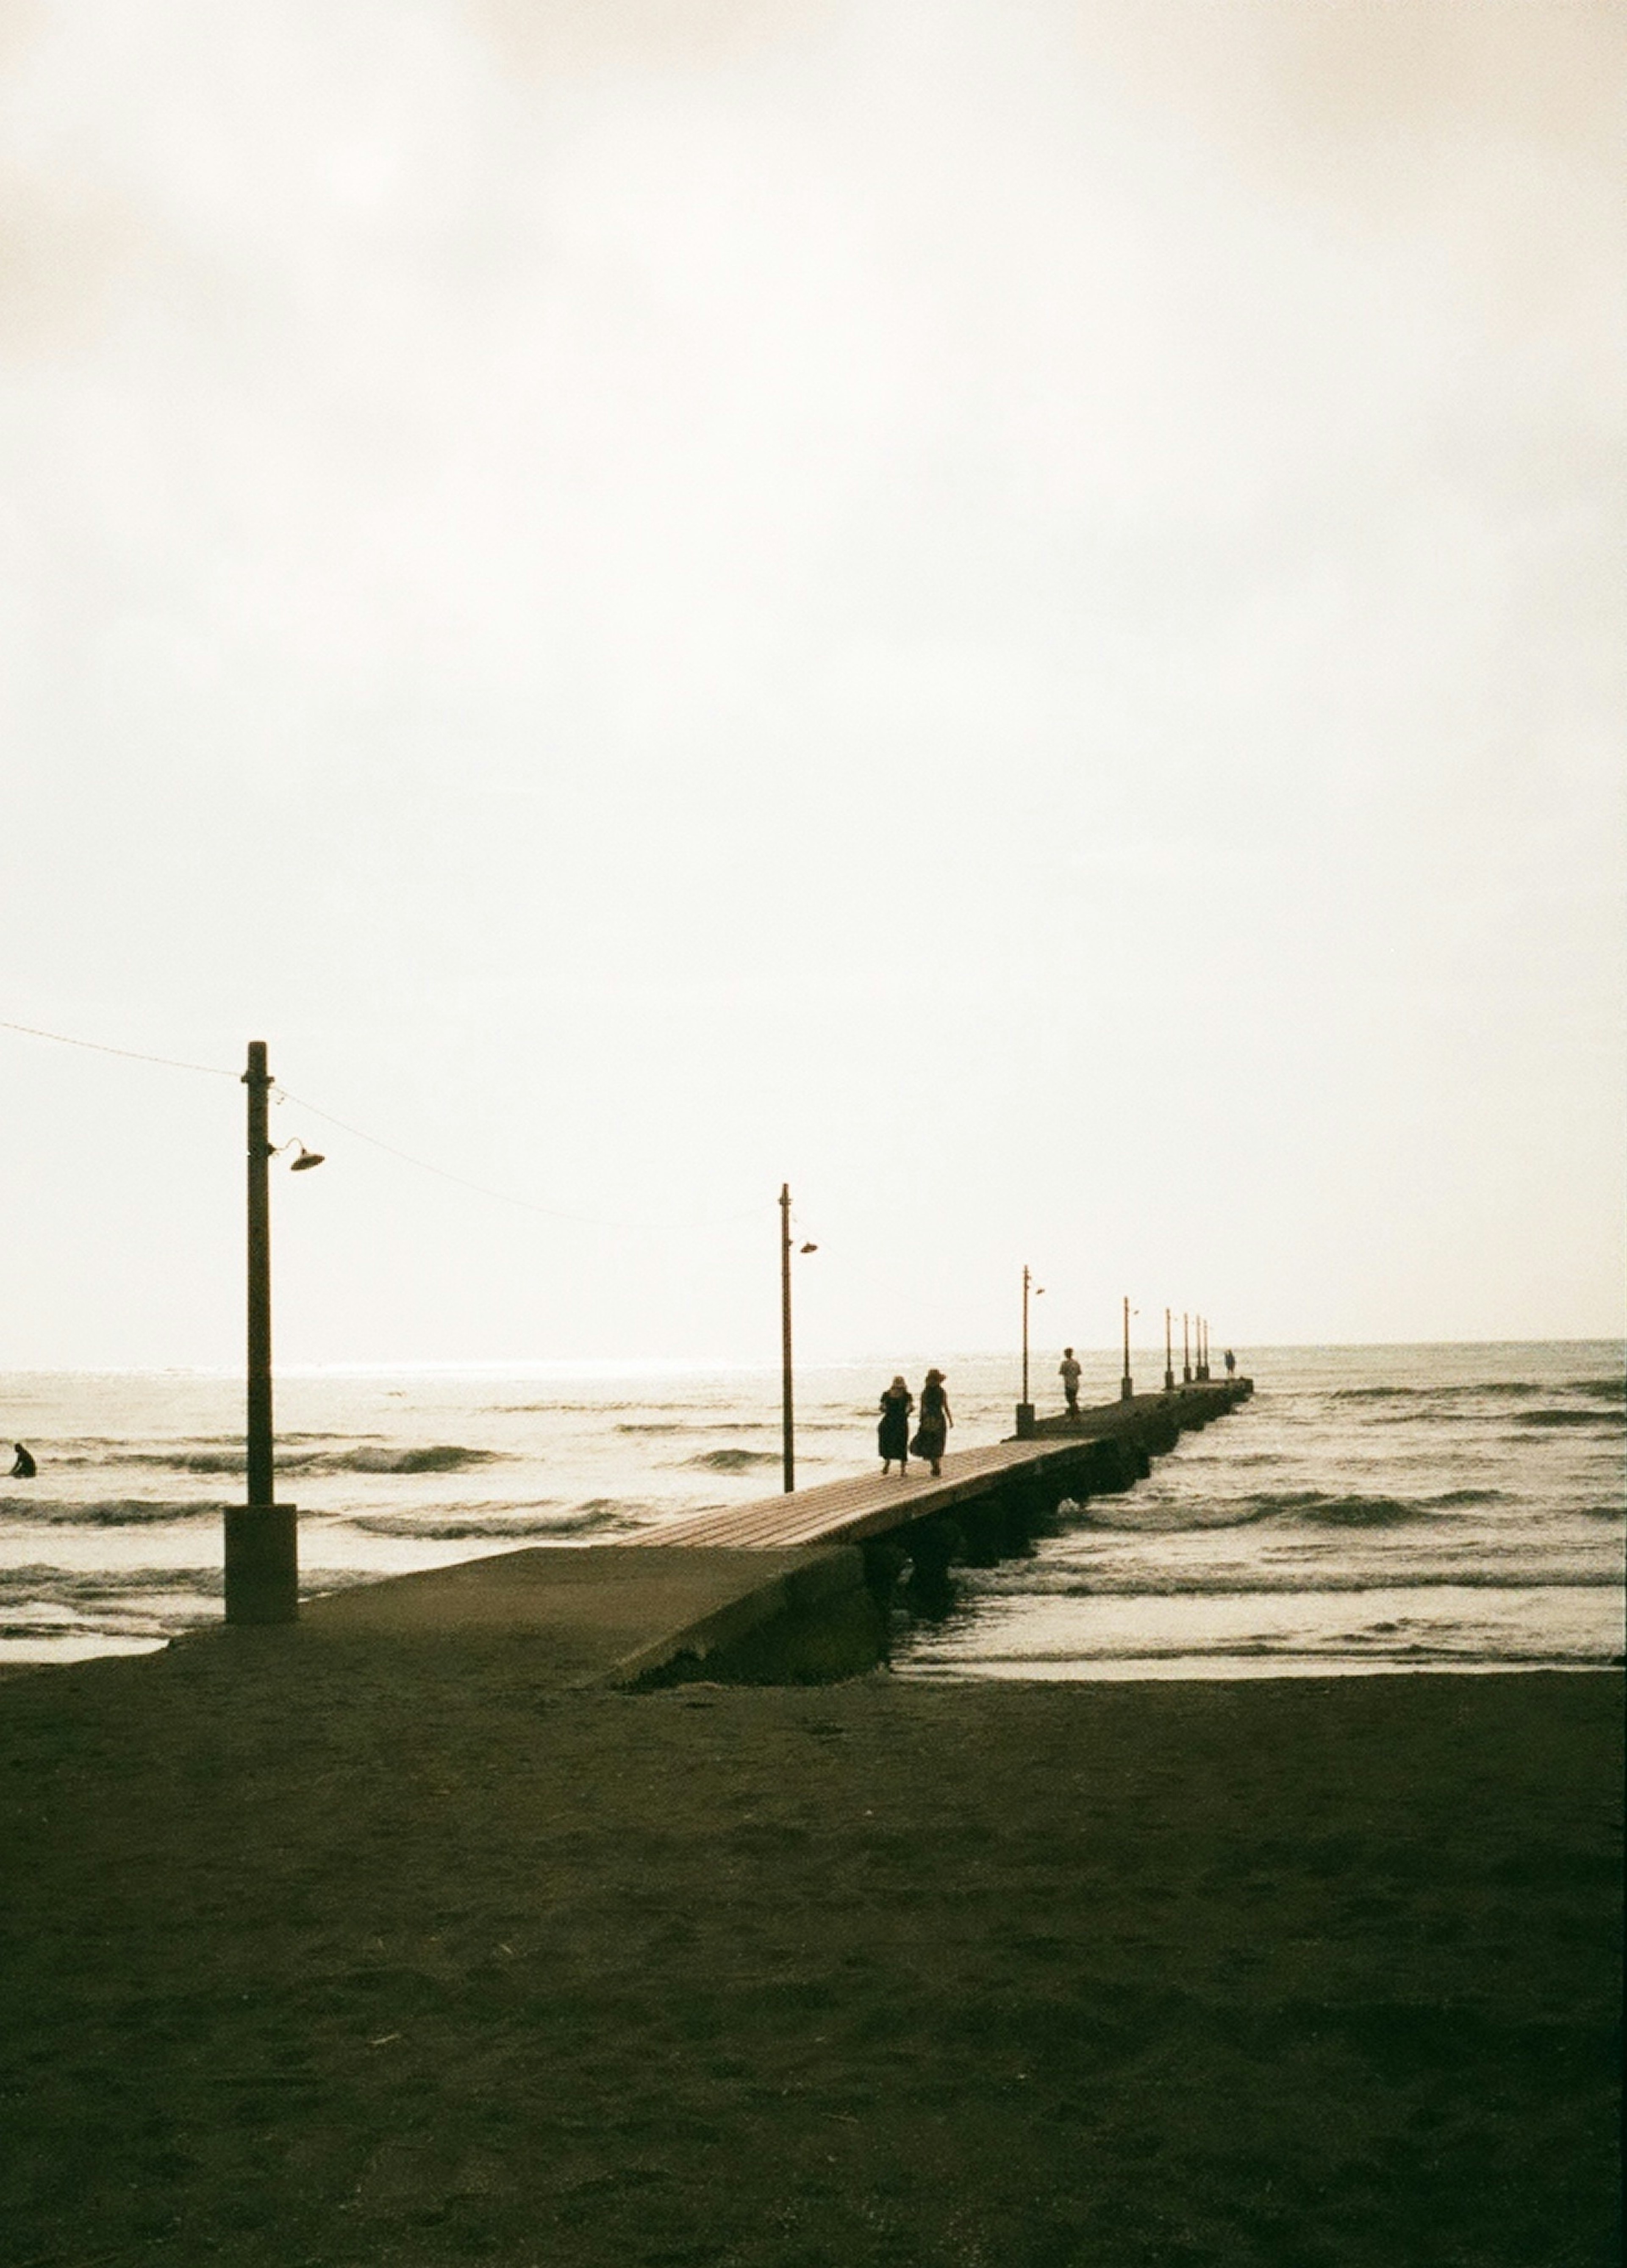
[1,0,1623,1370]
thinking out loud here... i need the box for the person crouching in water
[912,1368,952,1477]
[878,1376,913,1475]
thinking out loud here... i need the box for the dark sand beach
[2,1635,1619,2268]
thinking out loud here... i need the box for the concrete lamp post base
[225,1505,300,1625]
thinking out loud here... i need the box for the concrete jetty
[286,1379,1253,1686]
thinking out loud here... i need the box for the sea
[0,1342,1621,1681]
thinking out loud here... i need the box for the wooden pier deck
[628,1381,1252,1554]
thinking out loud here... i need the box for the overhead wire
[272,1085,766,1235]
[1,1012,768,1238]
[0,1015,236,1079]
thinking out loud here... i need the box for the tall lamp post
[1163,1307,1175,1393]
[1120,1295,1133,1401]
[780,1184,794,1492]
[778,1184,817,1492]
[1183,1311,1192,1385]
[225,1040,322,1625]
[1016,1264,1044,1436]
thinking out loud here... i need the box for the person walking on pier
[1059,1347,1081,1415]
[877,1377,913,1476]
[911,1369,953,1477]
[1224,1349,1236,1378]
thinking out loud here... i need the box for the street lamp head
[288,1143,325,1172]
[799,1241,818,1254]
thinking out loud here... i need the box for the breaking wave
[100,1442,510,1475]
[1510,1408,1624,1431]
[318,1444,504,1474]
[617,1420,779,1436]
[1330,1383,1544,1403]
[1258,1492,1426,1528]
[1074,1488,1512,1534]
[38,1442,508,1478]
[961,1567,1625,1600]
[345,1501,633,1541]
[685,1447,781,1472]
[0,1563,223,1605]
[0,1496,230,1526]
[0,1564,222,1641]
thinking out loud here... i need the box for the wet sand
[1,1636,1619,2268]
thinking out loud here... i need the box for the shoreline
[10,1649,1626,1684]
[3,1637,1619,2266]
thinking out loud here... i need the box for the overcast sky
[1,0,1622,1369]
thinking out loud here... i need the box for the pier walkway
[290,1379,1252,1686]
[629,1381,1250,1553]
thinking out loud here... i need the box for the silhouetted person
[1059,1347,1081,1414]
[877,1376,913,1476]
[10,1443,36,1479]
[1224,1349,1236,1378]
[911,1369,953,1477]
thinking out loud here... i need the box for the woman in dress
[877,1375,913,1475]
[911,1368,953,1477]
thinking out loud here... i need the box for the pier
[295,1378,1254,1686]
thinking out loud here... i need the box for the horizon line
[0,1335,1621,1381]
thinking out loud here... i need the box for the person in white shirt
[1058,1349,1081,1415]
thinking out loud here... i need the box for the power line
[0,1015,235,1079]
[275,1085,764,1234]
[0,1012,768,1237]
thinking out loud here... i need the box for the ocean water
[0,1342,1620,1679]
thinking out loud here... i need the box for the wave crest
[346,1502,630,1541]
[0,1497,230,1526]
[320,1444,503,1474]
[47,1442,508,1477]
[1511,1408,1624,1431]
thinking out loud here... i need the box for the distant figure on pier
[10,1443,36,1479]
[1059,1347,1081,1414]
[1224,1349,1236,1378]
[877,1377,913,1475]
[911,1369,953,1477]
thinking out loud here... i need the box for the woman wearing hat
[911,1369,953,1477]
[877,1375,913,1475]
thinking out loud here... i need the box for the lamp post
[778,1186,818,1492]
[1183,1311,1192,1385]
[1197,1317,1209,1381]
[1163,1307,1175,1393]
[225,1041,322,1625]
[1016,1265,1044,1436]
[780,1184,794,1492]
[1121,1295,1133,1401]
